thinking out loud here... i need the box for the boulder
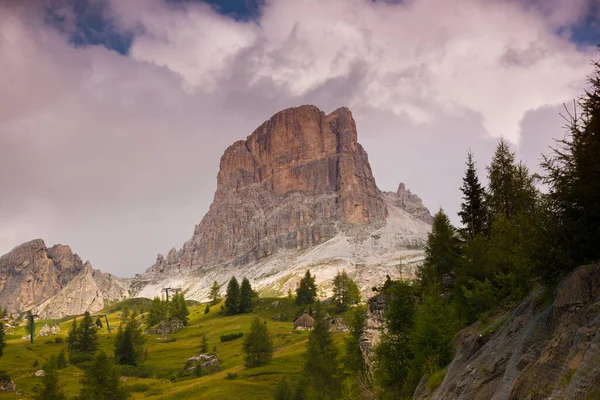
[146,319,184,335]
[185,354,220,371]
[35,370,45,377]
[38,324,60,337]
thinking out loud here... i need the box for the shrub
[54,337,63,344]
[225,372,238,380]
[220,332,244,342]
[120,364,153,378]
[128,382,151,393]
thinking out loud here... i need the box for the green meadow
[0,297,348,399]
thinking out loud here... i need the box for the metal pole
[28,314,38,344]
[104,315,111,333]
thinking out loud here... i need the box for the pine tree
[95,317,103,329]
[32,355,66,400]
[242,316,273,367]
[147,297,166,327]
[76,351,132,400]
[332,270,361,311]
[204,304,210,314]
[417,209,461,291]
[274,379,294,400]
[209,281,221,305]
[225,277,240,315]
[238,277,254,314]
[303,307,342,399]
[57,349,67,369]
[172,293,189,325]
[295,270,317,305]
[0,322,5,357]
[67,318,78,354]
[542,59,600,270]
[458,150,487,237]
[200,335,208,353]
[79,312,99,354]
[114,313,146,366]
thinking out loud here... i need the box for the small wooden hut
[293,312,316,330]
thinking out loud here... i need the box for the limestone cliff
[0,239,128,318]
[414,264,600,400]
[144,105,430,283]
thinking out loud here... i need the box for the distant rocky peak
[385,182,433,224]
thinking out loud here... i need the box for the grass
[426,368,447,391]
[0,297,346,400]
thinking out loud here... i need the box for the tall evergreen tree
[114,313,146,366]
[76,351,132,400]
[242,317,273,367]
[332,270,361,311]
[171,293,189,325]
[542,59,600,270]
[458,150,487,237]
[0,322,5,357]
[79,312,99,354]
[303,307,342,399]
[209,281,221,305]
[238,277,254,314]
[417,209,461,291]
[487,139,518,219]
[147,296,166,327]
[95,317,103,329]
[32,355,66,400]
[225,277,240,315]
[295,270,317,305]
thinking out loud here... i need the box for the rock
[0,372,15,393]
[21,334,30,341]
[0,239,128,318]
[416,263,600,400]
[38,324,60,337]
[146,319,184,335]
[35,370,45,377]
[359,293,388,372]
[383,183,433,224]
[185,354,220,371]
[327,317,349,332]
[271,301,280,307]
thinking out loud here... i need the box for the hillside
[0,297,335,399]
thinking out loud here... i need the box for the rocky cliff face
[140,105,432,300]
[0,239,128,318]
[415,263,600,400]
[146,105,389,278]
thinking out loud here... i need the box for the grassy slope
[0,297,347,399]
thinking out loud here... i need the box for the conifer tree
[238,277,254,314]
[77,351,132,400]
[171,293,189,325]
[200,335,208,353]
[147,296,166,327]
[302,307,342,399]
[225,277,240,315]
[542,58,600,270]
[95,317,103,329]
[79,312,99,354]
[243,317,273,367]
[0,322,5,357]
[32,355,66,400]
[209,281,221,305]
[332,270,361,311]
[458,150,487,237]
[295,270,317,305]
[204,304,210,314]
[417,209,461,291]
[114,313,146,366]
[57,349,67,369]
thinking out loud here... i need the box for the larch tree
[242,317,273,367]
[209,281,221,305]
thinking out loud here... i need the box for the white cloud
[0,0,595,274]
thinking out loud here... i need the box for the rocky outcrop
[384,183,433,224]
[186,354,220,371]
[146,318,184,335]
[139,106,432,301]
[38,324,60,337]
[146,105,391,279]
[0,239,128,318]
[360,293,388,373]
[416,263,600,400]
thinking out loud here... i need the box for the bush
[54,337,63,344]
[220,332,244,342]
[120,364,153,378]
[225,372,238,380]
[426,368,448,390]
[128,382,151,393]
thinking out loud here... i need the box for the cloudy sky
[1,0,598,276]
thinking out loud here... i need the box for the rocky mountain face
[0,239,128,318]
[414,263,600,400]
[139,105,432,300]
